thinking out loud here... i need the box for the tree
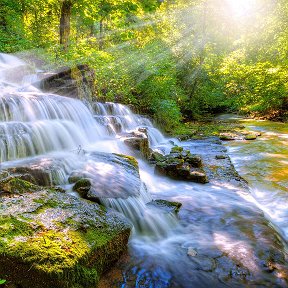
[60,0,73,51]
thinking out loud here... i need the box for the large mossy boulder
[0,178,131,288]
[153,146,208,184]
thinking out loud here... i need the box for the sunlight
[227,0,257,18]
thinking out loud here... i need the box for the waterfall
[0,53,175,238]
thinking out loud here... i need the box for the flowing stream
[0,54,287,287]
[223,117,288,241]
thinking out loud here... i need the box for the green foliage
[154,99,182,131]
[0,279,6,285]
[1,0,288,123]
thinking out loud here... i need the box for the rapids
[0,54,287,287]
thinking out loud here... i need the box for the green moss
[32,198,60,214]
[113,153,139,169]
[0,216,34,240]
[0,187,131,288]
[10,230,90,273]
[171,146,183,153]
[0,178,39,194]
[171,121,247,138]
[244,134,257,140]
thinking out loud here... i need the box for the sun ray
[226,0,257,18]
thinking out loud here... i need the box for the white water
[1,54,287,287]
[0,53,175,239]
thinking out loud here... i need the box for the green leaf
[0,279,6,285]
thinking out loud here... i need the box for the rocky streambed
[98,137,288,288]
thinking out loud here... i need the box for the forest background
[1,0,287,132]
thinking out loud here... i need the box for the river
[224,118,288,243]
[0,54,287,287]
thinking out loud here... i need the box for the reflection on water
[224,119,288,240]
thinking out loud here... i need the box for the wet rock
[74,152,142,200]
[38,65,96,102]
[188,170,208,183]
[186,154,202,167]
[215,155,227,160]
[149,151,166,163]
[187,248,198,257]
[154,147,208,183]
[0,181,131,288]
[0,156,71,187]
[122,128,150,159]
[219,133,237,141]
[147,199,182,214]
[73,178,91,198]
[4,166,52,186]
[244,134,257,140]
[0,177,39,195]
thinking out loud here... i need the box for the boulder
[0,156,71,187]
[122,128,151,159]
[73,178,91,198]
[0,180,131,288]
[154,147,208,184]
[37,65,96,102]
[219,133,237,141]
[69,152,142,201]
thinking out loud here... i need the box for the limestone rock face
[0,179,131,288]
[38,65,96,102]
[121,128,151,159]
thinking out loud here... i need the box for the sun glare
[227,0,257,18]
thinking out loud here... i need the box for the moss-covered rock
[171,146,183,153]
[153,148,208,184]
[73,178,91,198]
[244,134,257,140]
[219,133,237,141]
[0,177,39,195]
[147,199,182,214]
[149,151,166,163]
[0,183,131,288]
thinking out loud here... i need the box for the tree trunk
[60,0,73,52]
[99,19,104,50]
[0,2,7,32]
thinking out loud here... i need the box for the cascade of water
[92,101,166,147]
[100,187,178,238]
[0,54,175,238]
[0,121,89,162]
